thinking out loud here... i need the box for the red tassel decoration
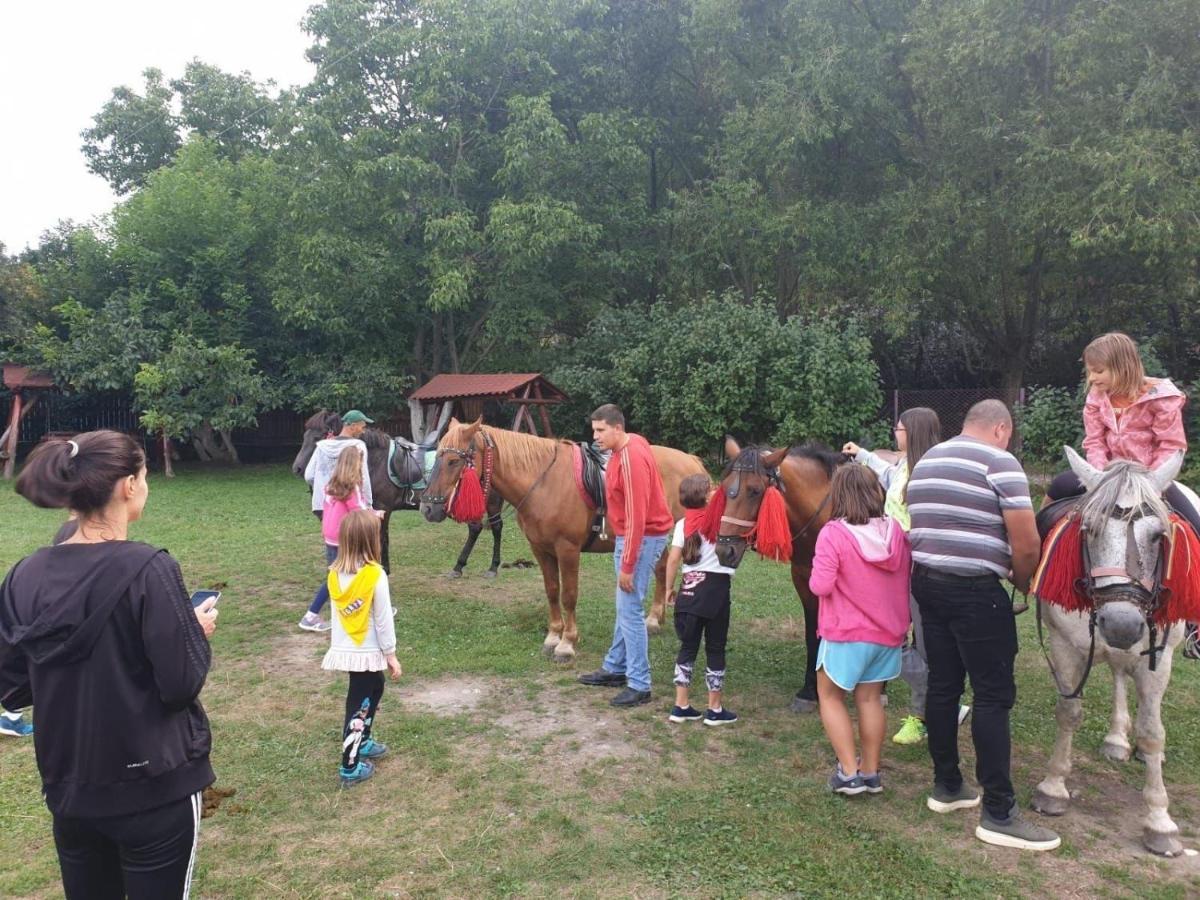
[1162,516,1200,625]
[447,465,487,523]
[1031,516,1089,612]
[751,486,793,563]
[700,488,726,544]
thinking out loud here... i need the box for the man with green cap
[300,410,376,631]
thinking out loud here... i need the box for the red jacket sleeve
[619,445,653,576]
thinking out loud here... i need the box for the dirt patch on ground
[744,615,807,641]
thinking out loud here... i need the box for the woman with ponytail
[0,430,218,899]
[661,474,739,726]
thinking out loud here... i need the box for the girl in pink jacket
[809,465,912,796]
[1047,333,1198,536]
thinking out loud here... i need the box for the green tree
[81,68,182,195]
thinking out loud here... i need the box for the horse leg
[1100,668,1133,762]
[1132,654,1182,856]
[553,545,581,662]
[1031,633,1087,817]
[450,521,484,578]
[532,546,564,657]
[789,564,820,714]
[646,550,668,636]
[380,511,392,574]
[485,510,502,578]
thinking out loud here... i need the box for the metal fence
[892,388,1026,447]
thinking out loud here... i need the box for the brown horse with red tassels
[706,437,846,711]
[419,419,706,661]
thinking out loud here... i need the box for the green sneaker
[892,715,927,745]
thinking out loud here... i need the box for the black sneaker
[578,668,625,687]
[703,708,738,726]
[829,766,867,796]
[610,687,652,707]
[668,705,703,723]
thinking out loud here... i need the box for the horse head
[714,437,789,569]
[292,410,342,476]
[1066,445,1183,650]
[420,417,483,523]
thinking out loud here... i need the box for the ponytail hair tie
[67,440,80,458]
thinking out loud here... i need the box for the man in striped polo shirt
[908,400,1060,851]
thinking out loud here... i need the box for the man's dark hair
[590,404,625,428]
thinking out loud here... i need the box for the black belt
[913,564,1000,587]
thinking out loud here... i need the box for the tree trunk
[161,430,175,478]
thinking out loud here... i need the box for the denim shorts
[816,639,901,690]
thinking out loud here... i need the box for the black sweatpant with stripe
[53,791,202,900]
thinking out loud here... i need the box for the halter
[1039,501,1171,699]
[424,432,495,507]
[715,450,785,553]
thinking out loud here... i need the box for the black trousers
[1049,471,1200,535]
[913,570,1017,819]
[343,671,385,768]
[674,604,731,691]
[53,792,202,900]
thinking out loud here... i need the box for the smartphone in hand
[191,590,221,608]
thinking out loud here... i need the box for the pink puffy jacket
[1082,378,1188,471]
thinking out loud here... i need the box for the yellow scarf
[327,563,384,645]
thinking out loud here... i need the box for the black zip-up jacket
[0,541,214,818]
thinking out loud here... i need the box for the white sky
[0,0,316,254]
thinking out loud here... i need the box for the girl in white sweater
[322,510,402,786]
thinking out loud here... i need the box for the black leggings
[1048,471,1200,535]
[343,671,385,768]
[53,792,202,900]
[674,605,731,692]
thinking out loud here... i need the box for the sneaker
[860,771,883,794]
[927,782,982,813]
[578,668,626,687]
[299,612,332,633]
[0,714,33,737]
[703,707,738,726]
[339,759,375,786]
[829,766,867,796]
[976,804,1062,851]
[359,738,388,759]
[668,705,703,723]
[892,715,927,745]
[610,687,652,707]
[958,704,972,726]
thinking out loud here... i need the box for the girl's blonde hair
[332,509,381,573]
[829,464,885,525]
[326,447,365,501]
[1083,332,1146,400]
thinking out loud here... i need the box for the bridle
[423,431,496,507]
[715,450,785,556]
[1039,502,1171,700]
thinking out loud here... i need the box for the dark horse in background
[291,411,504,574]
[713,437,845,712]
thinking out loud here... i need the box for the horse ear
[462,417,483,440]
[1064,445,1101,492]
[1151,450,1184,494]
[724,436,742,460]
[761,446,789,469]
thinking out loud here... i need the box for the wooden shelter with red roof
[2,364,56,478]
[408,373,567,437]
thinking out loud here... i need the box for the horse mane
[447,422,562,471]
[360,428,392,451]
[1080,460,1171,536]
[304,409,341,432]
[787,443,845,478]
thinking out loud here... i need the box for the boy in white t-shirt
[662,474,738,726]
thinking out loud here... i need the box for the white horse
[1031,446,1187,856]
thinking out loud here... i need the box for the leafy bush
[1016,385,1084,470]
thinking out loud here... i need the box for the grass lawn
[3,465,1200,898]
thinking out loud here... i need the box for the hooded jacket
[1083,378,1187,471]
[0,542,214,818]
[809,517,912,646]
[304,436,373,512]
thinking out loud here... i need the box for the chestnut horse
[419,418,706,661]
[291,411,503,574]
[712,437,845,711]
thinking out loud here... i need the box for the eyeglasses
[894,426,906,433]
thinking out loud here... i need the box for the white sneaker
[298,613,332,633]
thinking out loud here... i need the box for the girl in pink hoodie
[809,465,912,796]
[1046,332,1197,536]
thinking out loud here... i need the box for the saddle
[572,442,610,548]
[1037,496,1081,541]
[387,436,436,489]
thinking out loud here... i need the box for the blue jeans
[309,543,339,615]
[601,534,668,692]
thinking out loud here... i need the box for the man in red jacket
[578,405,673,707]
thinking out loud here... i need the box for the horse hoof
[1144,830,1183,857]
[789,696,818,714]
[483,569,498,579]
[645,617,661,636]
[446,570,464,580]
[552,652,576,665]
[1101,740,1132,763]
[1031,789,1069,817]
